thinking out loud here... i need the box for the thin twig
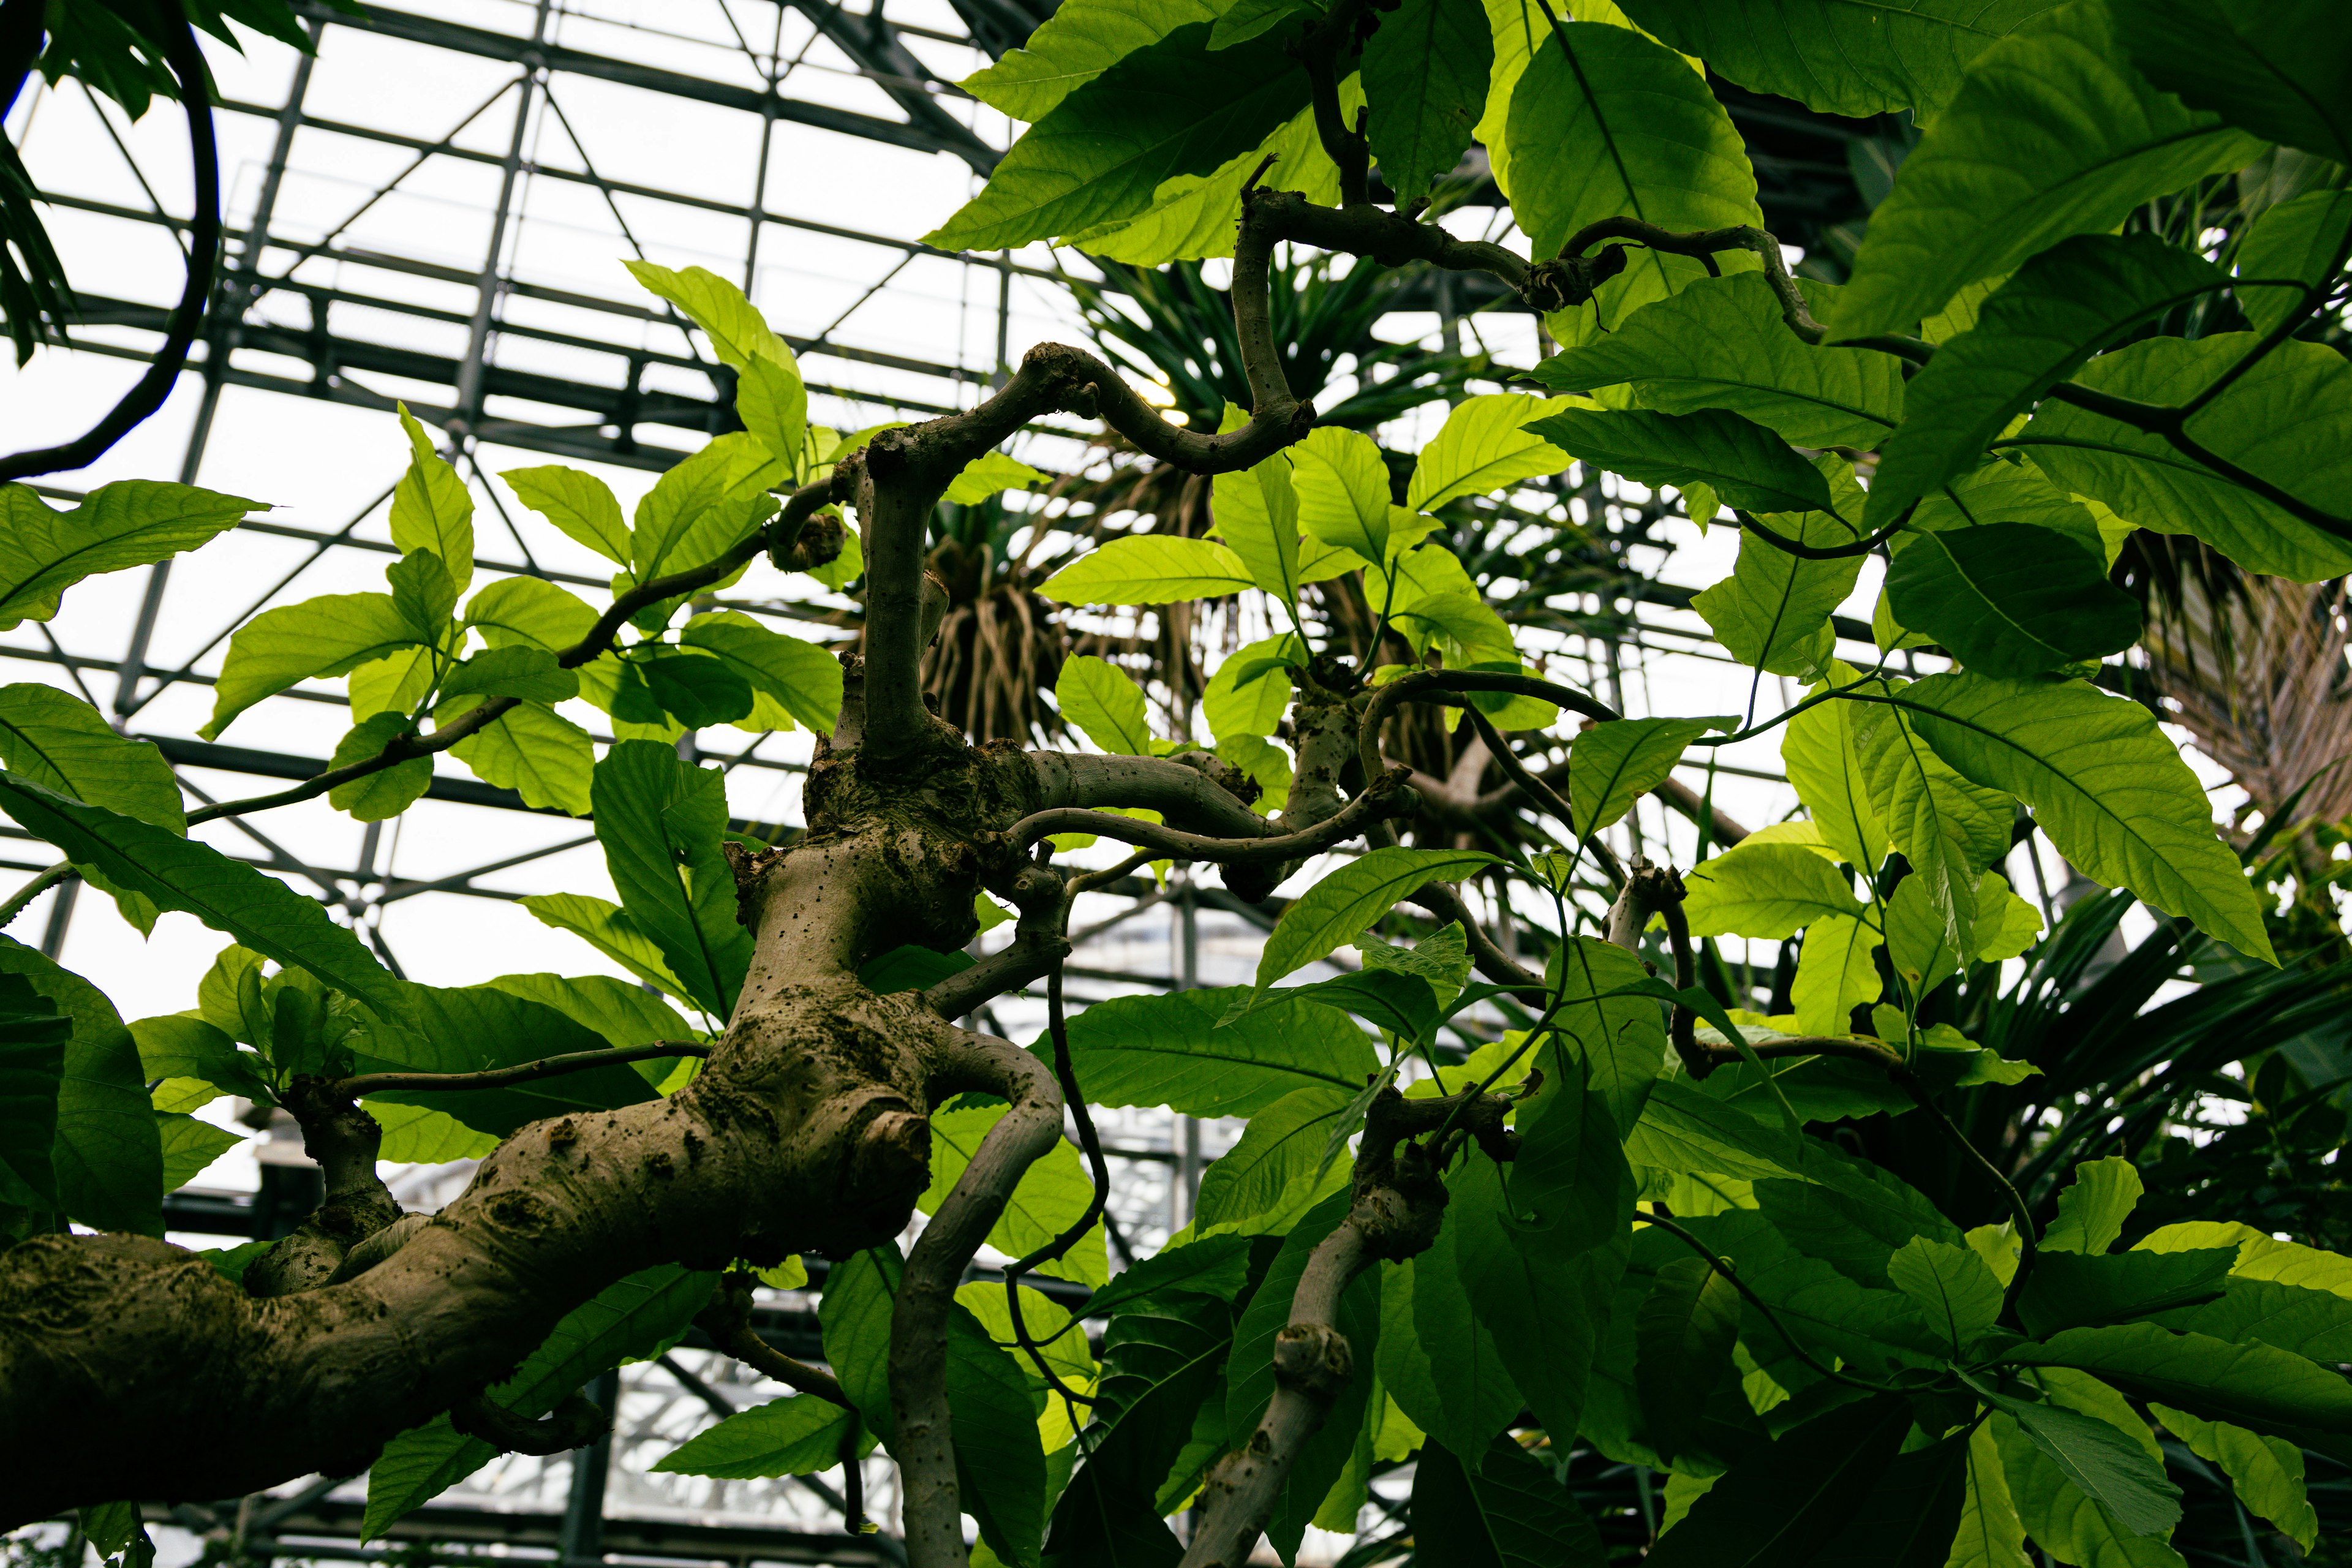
[336,1042,709,1099]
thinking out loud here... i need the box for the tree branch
[244,1076,405,1298]
[334,1042,709,1100]
[697,1271,852,1408]
[1551,217,1823,342]
[1459,704,1627,893]
[1026,750,1268,840]
[1010,763,1418,860]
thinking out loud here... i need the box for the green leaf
[918,1102,1107,1285]
[1258,968,1441,1044]
[1210,449,1304,608]
[1289,425,1392,565]
[654,1393,864,1478]
[464,575,599,652]
[366,1101,498,1163]
[1844,671,2016,954]
[1982,1368,2185,1543]
[1886,521,2143,677]
[1781,669,1891,873]
[944,449,1047,507]
[1635,1256,1742,1465]
[1255,846,1497,989]
[641,653,755,728]
[519,892,687,1000]
[2111,0,2352,164]
[325,714,430,823]
[631,432,789,584]
[0,974,67,1209]
[1614,0,2067,119]
[2007,1321,2352,1438]
[1534,407,1835,516]
[1820,2,2266,339]
[1950,1421,2035,1568]
[0,480,253,631]
[859,944,971,995]
[2145,1402,2318,1553]
[1811,1433,1973,1568]
[927,20,1311,251]
[1401,1219,1524,1460]
[1055,654,1153,756]
[1194,1085,1355,1234]
[1405,393,1575,511]
[946,1302,1052,1568]
[391,407,474,592]
[203,592,424,739]
[590,742,755,1020]
[1644,1393,1916,1567]
[357,984,661,1135]
[1625,1079,1809,1185]
[1202,633,1302,741]
[366,1264,717,1535]
[962,0,1221,120]
[2018,1249,2236,1338]
[1681,841,1866,939]
[1408,1435,1608,1567]
[502,465,630,566]
[679,611,842,735]
[448,701,594,816]
[1569,715,1733,836]
[0,684,181,829]
[2051,1157,2149,1256]
[2007,333,2352,582]
[8,940,157,1234]
[1691,456,1868,676]
[626,262,794,375]
[1882,672,2275,960]
[2235,187,2352,336]
[155,1110,242,1192]
[440,646,578,705]
[1362,0,1490,201]
[387,549,456,644]
[2153,1277,2352,1362]
[0,777,409,1021]
[1915,453,2121,564]
[1504,20,1763,336]
[1061,986,1379,1117]
[1790,913,1880,1037]
[1869,235,2225,526]
[1887,1236,2006,1357]
[820,1246,900,1440]
[1038,535,1257,605]
[1533,273,1905,449]
[1453,1051,1634,1442]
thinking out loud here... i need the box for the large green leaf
[203,592,424,739]
[1987,1366,2185,1547]
[2046,1156,2144,1255]
[1950,1421,2035,1568]
[2007,333,2352,582]
[391,407,473,593]
[519,892,687,1000]
[1254,847,1496,989]
[1288,426,1392,565]
[1625,1079,1810,1185]
[946,1302,1052,1568]
[1532,274,1905,449]
[1844,671,2016,955]
[0,973,67,1210]
[0,480,252,631]
[1404,393,1576,511]
[1038,535,1257,605]
[448,701,594,816]
[1822,1,2267,339]
[678,612,842,735]
[1504,20,1763,337]
[929,20,1311,251]
[2016,1248,2237,1338]
[1453,1052,1632,1442]
[1645,1393,1915,1567]
[1409,1436,1608,1567]
[1533,407,1834,516]
[590,742,754,1020]
[962,0,1222,121]
[2145,1402,2320,1553]
[356,984,661,1136]
[501,465,630,567]
[1790,912,1881,1037]
[630,434,788,585]
[1691,456,1868,676]
[1213,450,1305,606]
[1055,655,1153,757]
[1681,840,1866,939]
[654,1393,865,1479]
[364,1264,717,1535]
[0,775,409,1020]
[1568,716,1730,838]
[1193,1084,1355,1232]
[1615,0,2067,119]
[2154,1277,2352,1362]
[917,1102,1107,1286]
[2111,0,2352,164]
[2007,1322,2352,1438]
[1882,672,2274,960]
[0,684,182,829]
[465,575,599,651]
[1362,0,1491,202]
[1883,522,2141,676]
[820,1246,900,1439]
[1887,1237,2007,1358]
[1379,1250,1522,1463]
[1061,987,1378,1117]
[1781,666,1890,873]
[1635,1256,1742,1466]
[1812,1433,1973,1568]
[1869,234,2224,527]
[156,1111,243,1192]
[2235,188,2352,336]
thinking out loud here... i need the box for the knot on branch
[1162,748,1261,810]
[1522,246,1627,313]
[245,1076,404,1299]
[723,839,793,932]
[450,1390,609,1456]
[1270,1322,1353,1399]
[769,507,845,574]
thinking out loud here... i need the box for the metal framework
[3,3,1892,1558]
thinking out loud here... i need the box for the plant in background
[2,3,2352,1568]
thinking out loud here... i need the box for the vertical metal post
[559,1368,619,1566]
[742,6,783,291]
[116,18,324,716]
[992,252,1012,386]
[1175,879,1200,1227]
[38,872,79,960]
[454,0,554,433]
